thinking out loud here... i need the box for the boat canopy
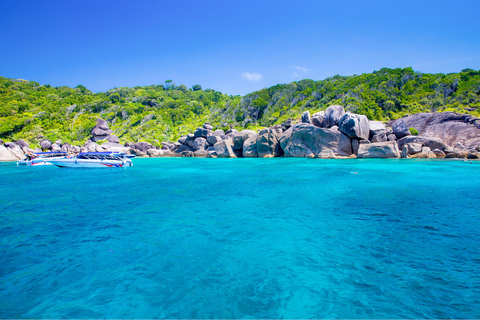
[34,152,67,155]
[78,152,125,155]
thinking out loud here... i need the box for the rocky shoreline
[2,105,480,161]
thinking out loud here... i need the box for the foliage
[409,127,419,135]
[1,67,479,146]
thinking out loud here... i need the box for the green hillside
[1,67,479,147]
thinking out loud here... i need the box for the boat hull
[48,158,133,168]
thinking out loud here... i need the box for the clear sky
[1,0,479,95]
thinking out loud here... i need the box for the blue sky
[1,0,479,95]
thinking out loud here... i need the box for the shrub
[409,127,419,135]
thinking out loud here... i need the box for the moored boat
[48,152,134,168]
[18,151,68,166]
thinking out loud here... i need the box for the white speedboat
[18,152,68,166]
[48,152,134,168]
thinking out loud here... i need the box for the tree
[192,84,202,91]
[178,84,187,92]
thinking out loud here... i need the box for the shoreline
[2,107,480,162]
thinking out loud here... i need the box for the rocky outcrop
[233,130,256,151]
[4,142,25,159]
[369,121,387,142]
[324,105,345,128]
[338,113,370,140]
[397,136,447,151]
[192,137,207,151]
[301,111,311,124]
[214,138,236,158]
[0,145,20,161]
[311,111,325,128]
[256,126,283,158]
[392,118,411,139]
[243,134,258,157]
[357,141,400,158]
[394,112,480,150]
[282,123,352,158]
[107,135,120,144]
[40,139,52,150]
[101,142,131,153]
[175,145,194,154]
[16,139,29,152]
[91,118,113,142]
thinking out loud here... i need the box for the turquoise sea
[1,158,479,318]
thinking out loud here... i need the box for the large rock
[16,139,29,149]
[397,136,447,151]
[194,127,210,138]
[175,145,194,154]
[392,118,411,139]
[178,136,188,145]
[203,123,214,130]
[206,135,223,146]
[279,127,293,151]
[369,121,386,136]
[193,150,208,157]
[301,111,311,124]
[40,139,52,150]
[338,113,370,140]
[371,135,387,143]
[192,137,207,151]
[0,145,21,161]
[212,129,226,137]
[161,143,175,151]
[107,135,120,144]
[90,118,113,142]
[61,143,72,152]
[396,112,480,150]
[256,126,283,158]
[233,130,256,150]
[311,115,325,128]
[406,143,423,155]
[243,134,258,157]
[324,105,345,128]
[147,149,165,157]
[282,123,352,158]
[401,146,408,158]
[214,138,236,158]
[4,143,25,159]
[133,141,154,153]
[357,141,400,158]
[51,143,62,152]
[101,142,130,153]
[95,118,109,130]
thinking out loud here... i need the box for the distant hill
[1,67,479,147]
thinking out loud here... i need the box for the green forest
[1,67,479,148]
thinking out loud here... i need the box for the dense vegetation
[1,67,479,147]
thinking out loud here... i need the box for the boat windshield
[34,152,67,158]
[77,153,125,160]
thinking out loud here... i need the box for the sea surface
[1,158,479,318]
